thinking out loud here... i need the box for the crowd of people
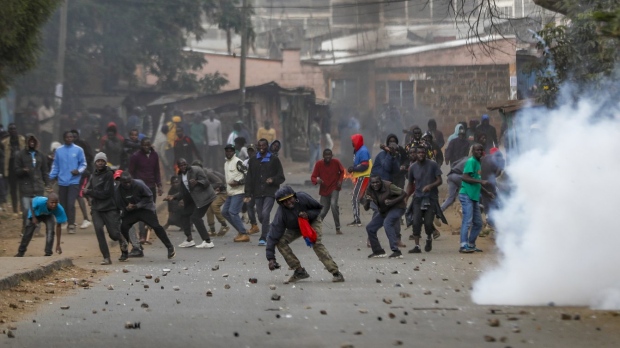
[8,104,505,284]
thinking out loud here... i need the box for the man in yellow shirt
[256,121,276,143]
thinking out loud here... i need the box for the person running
[164,158,215,249]
[347,134,372,227]
[115,172,176,259]
[49,131,87,234]
[266,186,345,283]
[458,143,493,253]
[71,129,94,230]
[311,149,345,234]
[83,152,130,264]
[244,138,285,246]
[15,193,65,257]
[363,175,407,259]
[406,146,443,254]
[221,144,250,242]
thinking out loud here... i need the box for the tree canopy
[0,0,61,96]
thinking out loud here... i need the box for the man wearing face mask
[266,186,344,283]
[363,175,407,259]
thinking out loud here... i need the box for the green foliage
[532,1,620,106]
[15,0,250,103]
[0,0,61,96]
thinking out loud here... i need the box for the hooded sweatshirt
[446,124,464,144]
[85,166,116,211]
[351,134,372,178]
[15,135,50,196]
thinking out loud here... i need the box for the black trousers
[412,196,436,238]
[18,215,56,255]
[138,186,157,239]
[8,167,19,213]
[58,184,80,226]
[120,209,172,249]
[181,199,211,242]
[92,209,126,259]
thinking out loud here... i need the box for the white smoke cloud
[472,93,620,309]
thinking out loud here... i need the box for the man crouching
[266,186,344,283]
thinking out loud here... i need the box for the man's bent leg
[43,216,55,255]
[309,218,338,273]
[276,229,302,270]
[383,208,404,252]
[366,214,385,253]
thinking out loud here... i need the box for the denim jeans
[441,173,462,212]
[255,196,275,241]
[18,215,57,255]
[366,207,404,253]
[21,195,36,231]
[458,193,483,247]
[309,143,321,171]
[221,194,247,234]
[58,184,80,226]
[246,197,257,225]
[319,190,340,229]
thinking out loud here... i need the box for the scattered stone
[182,267,188,270]
[162,269,171,273]
[249,278,258,284]
[353,331,362,335]
[173,286,180,291]
[7,330,15,338]
[141,303,149,308]
[107,285,114,290]
[358,309,368,314]
[388,313,396,319]
[483,335,496,342]
[218,256,226,261]
[500,337,508,343]
[124,322,141,329]
[224,284,231,289]
[320,310,327,315]
[91,269,97,273]
[512,327,521,333]
[393,340,403,346]
[269,284,276,290]
[413,267,420,271]
[233,332,239,337]
[383,298,392,304]
[154,277,160,283]
[391,270,399,274]
[271,294,281,301]
[394,284,402,287]
[400,319,406,324]
[79,280,90,287]
[144,285,149,289]
[145,274,152,279]
[176,299,181,304]
[341,344,354,348]
[9,303,18,309]
[561,314,572,320]
[60,305,70,310]
[376,279,382,283]
[122,269,129,273]
[574,314,581,320]
[455,289,460,292]
[211,265,219,271]
[7,325,16,330]
[206,290,213,297]
[488,319,500,327]
[92,310,97,314]
[399,292,411,298]
[423,290,432,295]
[222,274,229,277]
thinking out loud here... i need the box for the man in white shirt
[202,110,222,171]
[221,144,250,242]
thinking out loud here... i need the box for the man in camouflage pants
[266,186,345,283]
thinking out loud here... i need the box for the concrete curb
[0,258,74,291]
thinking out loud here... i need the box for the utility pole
[238,0,248,122]
[55,0,68,141]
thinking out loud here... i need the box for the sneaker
[234,234,250,242]
[167,247,176,259]
[80,220,92,229]
[100,258,112,265]
[346,220,361,227]
[128,248,144,258]
[434,217,441,227]
[178,240,196,248]
[248,224,260,235]
[459,246,475,253]
[118,251,129,262]
[469,245,483,252]
[424,238,432,252]
[332,272,345,282]
[44,252,52,256]
[196,240,215,249]
[433,229,441,240]
[336,228,342,235]
[14,252,24,257]
[388,250,403,259]
[287,268,310,283]
[257,239,267,246]
[367,250,387,258]
[67,224,77,234]
[408,245,422,254]
[216,225,230,237]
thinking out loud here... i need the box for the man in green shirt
[458,144,494,253]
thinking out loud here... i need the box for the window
[387,81,414,109]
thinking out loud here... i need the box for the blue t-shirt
[28,196,68,224]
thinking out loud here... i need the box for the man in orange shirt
[311,149,345,234]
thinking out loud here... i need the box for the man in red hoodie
[347,134,372,227]
[311,149,345,234]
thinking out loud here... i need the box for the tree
[15,0,252,107]
[0,0,61,97]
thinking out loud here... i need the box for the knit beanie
[94,152,107,163]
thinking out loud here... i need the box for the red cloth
[311,158,345,196]
[298,217,317,246]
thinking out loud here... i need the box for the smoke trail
[471,89,620,309]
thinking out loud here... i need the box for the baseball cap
[113,170,123,180]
